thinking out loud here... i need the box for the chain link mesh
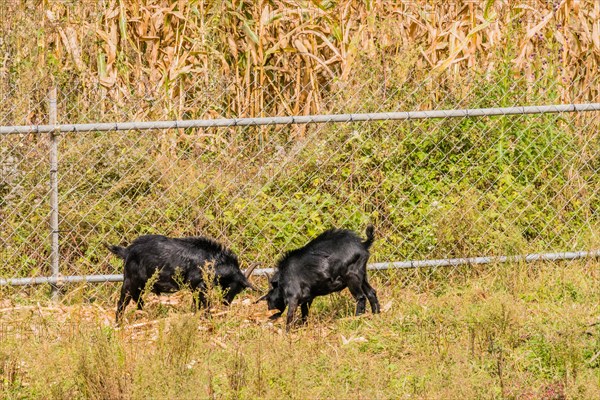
[1,0,599,302]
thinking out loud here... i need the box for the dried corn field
[1,0,599,125]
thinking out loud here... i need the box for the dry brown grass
[1,260,599,399]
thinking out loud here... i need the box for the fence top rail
[1,103,599,135]
[2,250,599,286]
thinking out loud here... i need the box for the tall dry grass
[1,0,598,126]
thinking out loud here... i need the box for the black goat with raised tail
[257,225,380,331]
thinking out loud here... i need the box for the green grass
[1,260,598,399]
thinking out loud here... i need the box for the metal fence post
[48,87,60,299]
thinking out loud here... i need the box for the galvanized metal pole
[48,87,60,299]
[1,249,599,285]
[2,103,600,135]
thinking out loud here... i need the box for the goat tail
[105,243,128,259]
[363,224,375,249]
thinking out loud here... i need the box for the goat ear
[267,272,278,286]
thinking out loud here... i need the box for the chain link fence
[1,90,599,298]
[1,0,599,303]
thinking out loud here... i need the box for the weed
[76,327,132,400]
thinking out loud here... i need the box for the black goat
[107,234,256,323]
[257,225,380,330]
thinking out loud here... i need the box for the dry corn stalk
[0,0,598,125]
